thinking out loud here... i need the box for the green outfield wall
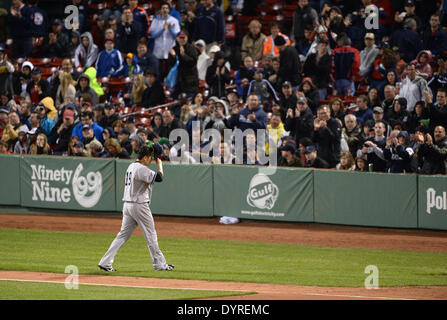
[1,155,446,230]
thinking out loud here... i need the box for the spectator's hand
[247,112,256,122]
[394,12,403,23]
[163,21,170,30]
[296,91,305,98]
[231,105,240,115]
[344,16,351,27]
[415,132,425,144]
[215,67,220,76]
[364,141,376,148]
[169,48,176,57]
[241,78,249,86]
[392,137,399,146]
[424,89,433,104]
[362,145,369,154]
[220,67,226,75]
[426,133,433,146]
[287,108,294,118]
[313,118,321,130]
[294,107,301,118]
[386,137,392,148]
[187,11,195,22]
[179,45,185,56]
[268,74,276,82]
[319,120,327,130]
[217,109,225,119]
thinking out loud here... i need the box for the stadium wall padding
[313,170,418,228]
[1,156,447,230]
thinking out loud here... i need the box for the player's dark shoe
[155,264,175,271]
[98,265,116,272]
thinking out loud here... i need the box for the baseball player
[98,144,174,271]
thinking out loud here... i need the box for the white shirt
[122,162,156,204]
[150,15,181,60]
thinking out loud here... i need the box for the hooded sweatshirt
[84,67,104,98]
[383,130,415,173]
[75,32,99,69]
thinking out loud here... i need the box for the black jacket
[417,136,447,175]
[116,21,142,54]
[167,42,199,95]
[302,52,332,90]
[313,117,342,168]
[141,81,166,108]
[284,106,314,144]
[278,46,302,87]
[206,62,231,98]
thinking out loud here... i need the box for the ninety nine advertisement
[20,156,116,211]
[213,166,314,222]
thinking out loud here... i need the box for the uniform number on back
[125,172,132,186]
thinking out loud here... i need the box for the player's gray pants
[99,202,168,270]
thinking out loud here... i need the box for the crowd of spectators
[0,0,446,175]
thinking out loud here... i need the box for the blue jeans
[335,79,355,97]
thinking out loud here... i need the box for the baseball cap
[364,33,375,40]
[52,18,63,26]
[254,68,264,74]
[124,116,136,123]
[302,77,313,85]
[31,66,42,74]
[373,106,384,113]
[404,0,415,6]
[282,81,292,88]
[304,145,317,154]
[82,124,92,131]
[377,41,390,49]
[94,104,105,111]
[195,39,206,47]
[126,53,133,60]
[63,108,75,119]
[178,31,187,38]
[119,128,130,135]
[74,141,84,148]
[274,35,286,46]
[104,103,114,109]
[280,143,296,154]
[297,97,308,104]
[104,37,114,43]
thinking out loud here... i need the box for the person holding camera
[357,121,388,172]
[284,96,314,146]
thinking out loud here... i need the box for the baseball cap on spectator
[31,66,42,75]
[415,124,428,134]
[282,81,292,88]
[208,96,220,103]
[302,77,313,85]
[378,41,390,49]
[0,107,9,114]
[274,35,286,46]
[364,119,375,128]
[126,53,133,60]
[82,101,92,107]
[52,18,63,26]
[364,33,375,40]
[254,68,264,74]
[404,0,415,6]
[97,14,106,21]
[63,108,75,119]
[18,127,28,135]
[373,106,384,114]
[104,37,114,43]
[178,31,188,38]
[119,128,131,136]
[209,45,220,54]
[124,116,136,123]
[109,14,117,20]
[82,124,92,131]
[297,97,308,104]
[74,141,84,148]
[94,104,105,111]
[195,39,206,47]
[304,145,317,154]
[104,103,114,110]
[280,143,296,154]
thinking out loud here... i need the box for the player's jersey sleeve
[135,165,157,185]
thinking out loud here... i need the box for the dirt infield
[1,213,447,300]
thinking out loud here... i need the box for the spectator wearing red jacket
[331,35,360,97]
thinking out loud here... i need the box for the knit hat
[274,36,286,46]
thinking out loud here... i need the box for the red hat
[178,31,187,38]
[105,37,114,43]
[302,77,313,85]
[63,109,74,119]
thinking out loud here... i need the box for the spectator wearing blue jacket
[192,0,225,45]
[72,111,104,143]
[7,0,33,58]
[389,18,423,63]
[383,131,415,173]
[95,37,125,78]
[354,95,374,126]
[227,93,268,132]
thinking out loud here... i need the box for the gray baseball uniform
[99,161,170,271]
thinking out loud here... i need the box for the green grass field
[1,228,446,299]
